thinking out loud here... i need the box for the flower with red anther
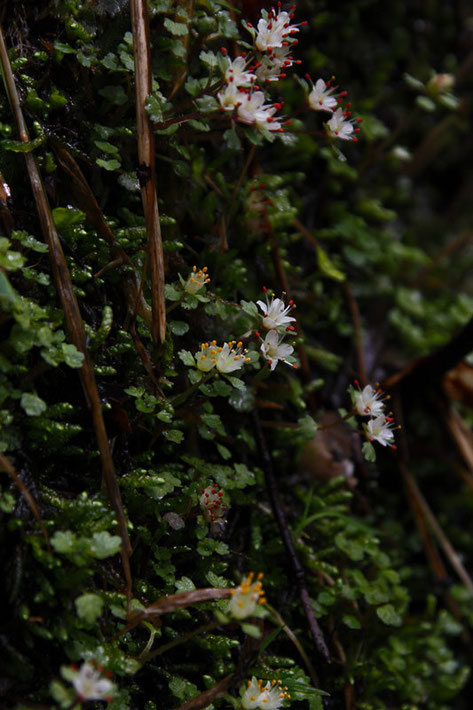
[307,77,341,113]
[224,55,256,87]
[325,107,362,141]
[237,91,283,132]
[228,572,266,619]
[352,383,386,417]
[70,662,116,702]
[241,677,291,710]
[260,329,295,371]
[253,4,307,53]
[199,483,227,523]
[256,289,296,330]
[365,415,396,448]
[185,265,211,294]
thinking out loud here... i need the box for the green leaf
[297,414,318,440]
[75,592,104,624]
[376,603,403,627]
[94,139,119,154]
[316,245,345,281]
[52,207,85,229]
[51,530,76,554]
[164,17,188,35]
[98,84,128,105]
[164,429,184,443]
[169,320,189,335]
[240,299,259,317]
[178,349,196,366]
[21,392,47,416]
[90,531,122,559]
[96,158,121,171]
[61,343,84,368]
[342,614,362,629]
[362,441,376,462]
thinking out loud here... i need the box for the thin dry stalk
[0,27,132,597]
[172,675,233,710]
[0,452,49,548]
[130,0,166,343]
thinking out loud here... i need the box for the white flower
[71,662,115,702]
[215,341,250,374]
[200,483,227,522]
[308,78,339,113]
[224,56,255,87]
[255,46,297,83]
[353,384,385,417]
[256,291,296,330]
[326,107,361,141]
[241,677,291,710]
[261,329,294,370]
[237,91,283,132]
[366,415,395,447]
[254,7,301,52]
[185,265,210,294]
[218,82,245,111]
[228,572,266,619]
[195,341,218,372]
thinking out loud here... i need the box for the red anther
[303,73,312,82]
[369,437,373,442]
[254,85,261,90]
[289,12,295,18]
[354,128,360,133]
[105,697,113,703]
[282,41,289,46]
[255,330,261,339]
[98,665,104,672]
[263,286,267,292]
[201,488,205,493]
[288,299,294,306]
[105,670,112,678]
[292,39,299,44]
[71,665,78,671]
[391,445,397,451]
[209,245,214,250]
[229,76,234,82]
[340,90,348,97]
[259,182,266,189]
[205,493,209,497]
[268,359,273,365]
[279,73,287,78]
[267,21,273,29]
[285,120,291,125]
[284,22,289,27]
[357,117,363,123]
[301,21,308,25]
[218,491,223,497]
[354,379,360,386]
[267,199,274,205]
[292,364,299,369]
[386,417,394,422]
[267,117,274,122]
[241,52,247,57]
[219,106,225,112]
[255,61,263,68]
[345,111,352,117]
[295,59,302,64]
[221,46,228,54]
[346,102,352,108]
[247,21,253,26]
[352,137,358,142]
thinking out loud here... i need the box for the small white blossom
[200,483,227,522]
[71,662,115,702]
[255,46,298,83]
[228,572,266,619]
[237,91,283,132]
[224,56,255,87]
[308,78,339,113]
[256,291,296,330]
[366,415,396,448]
[216,341,250,374]
[185,265,210,294]
[254,6,302,52]
[218,82,243,111]
[260,329,294,370]
[195,341,218,372]
[241,677,291,710]
[353,384,385,417]
[326,107,361,141]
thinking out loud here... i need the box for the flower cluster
[241,677,291,710]
[306,75,362,141]
[199,483,227,523]
[228,572,266,619]
[351,382,397,448]
[256,289,297,370]
[216,3,307,133]
[195,340,251,374]
[69,662,115,702]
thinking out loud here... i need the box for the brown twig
[172,675,233,710]
[343,282,368,387]
[130,0,166,343]
[0,453,49,548]
[252,411,331,661]
[0,27,132,598]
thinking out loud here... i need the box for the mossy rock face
[1,1,472,708]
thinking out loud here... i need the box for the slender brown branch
[130,0,166,343]
[343,282,368,387]
[0,27,132,598]
[0,453,49,548]
[252,411,331,661]
[172,675,233,710]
